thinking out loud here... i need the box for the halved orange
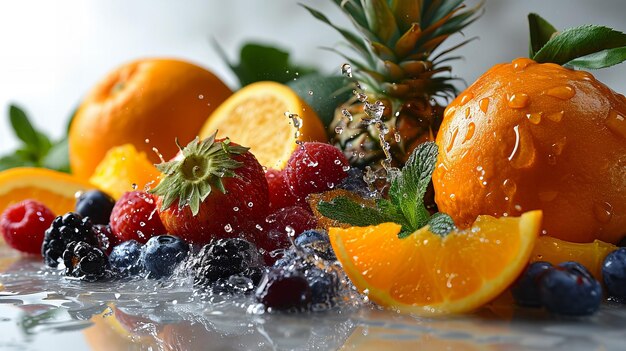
[0,167,93,217]
[198,81,327,169]
[531,236,617,280]
[329,211,542,315]
[89,144,160,199]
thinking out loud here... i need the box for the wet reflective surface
[2,246,626,351]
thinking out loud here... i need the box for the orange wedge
[531,236,617,280]
[329,211,542,315]
[89,144,160,199]
[0,167,93,217]
[198,81,327,169]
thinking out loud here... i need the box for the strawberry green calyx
[150,132,249,216]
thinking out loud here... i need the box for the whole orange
[69,59,232,179]
[433,58,626,244]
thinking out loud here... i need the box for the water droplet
[446,128,459,153]
[606,110,626,138]
[341,63,352,78]
[444,106,456,119]
[512,57,533,71]
[508,125,536,169]
[139,221,145,227]
[507,93,530,109]
[460,93,474,105]
[593,201,613,223]
[502,179,517,197]
[539,191,558,202]
[479,98,490,114]
[464,107,471,118]
[233,207,239,212]
[152,147,165,163]
[341,109,353,122]
[144,138,150,144]
[394,131,402,143]
[551,136,567,156]
[224,224,233,233]
[546,111,564,122]
[545,85,575,100]
[526,112,542,125]
[198,94,204,100]
[247,202,254,208]
[131,183,138,190]
[463,122,475,143]
[547,154,557,165]
[308,90,314,96]
[335,126,344,134]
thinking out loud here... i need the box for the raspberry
[265,169,301,212]
[42,212,100,267]
[63,241,110,281]
[285,142,349,198]
[0,200,55,255]
[254,206,317,265]
[110,191,167,244]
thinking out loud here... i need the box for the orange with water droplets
[433,58,626,244]
[69,59,232,179]
[329,211,542,315]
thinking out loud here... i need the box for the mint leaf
[528,13,558,57]
[533,24,626,67]
[43,138,70,173]
[388,142,438,231]
[0,154,31,171]
[9,105,41,154]
[317,196,394,227]
[427,212,456,237]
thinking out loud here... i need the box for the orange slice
[531,236,617,280]
[89,144,160,199]
[0,167,93,217]
[198,81,327,169]
[329,211,542,315]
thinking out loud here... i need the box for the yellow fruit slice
[329,211,542,315]
[0,167,93,217]
[89,144,160,199]
[531,236,617,280]
[198,81,327,169]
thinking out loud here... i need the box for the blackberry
[255,268,312,311]
[63,241,109,281]
[187,238,263,287]
[42,212,99,267]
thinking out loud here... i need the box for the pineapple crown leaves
[528,13,626,69]
[150,132,249,216]
[317,141,455,238]
[303,0,484,100]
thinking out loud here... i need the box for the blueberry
[109,240,144,276]
[337,168,371,197]
[305,266,338,305]
[141,235,189,279]
[75,190,116,225]
[294,229,328,247]
[602,248,626,301]
[511,261,553,307]
[540,261,602,316]
[255,268,312,311]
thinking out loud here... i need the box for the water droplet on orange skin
[546,111,564,122]
[526,112,542,125]
[444,106,456,119]
[446,128,459,153]
[606,110,626,139]
[508,125,536,169]
[502,179,517,197]
[593,201,613,223]
[507,93,530,109]
[460,93,474,105]
[545,85,576,100]
[512,58,534,71]
[539,191,558,202]
[479,98,490,113]
[463,123,476,143]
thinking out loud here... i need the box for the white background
[1,0,625,155]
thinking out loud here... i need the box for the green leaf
[564,46,626,69]
[287,74,352,127]
[9,104,41,153]
[427,212,456,237]
[528,13,558,57]
[317,196,395,227]
[388,141,438,231]
[533,24,626,66]
[222,42,318,87]
[43,138,70,173]
[0,154,32,171]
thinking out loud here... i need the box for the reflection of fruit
[198,81,327,169]
[89,144,160,199]
[0,168,92,217]
[433,58,626,244]
[69,58,232,179]
[308,189,375,231]
[110,191,166,244]
[329,211,542,315]
[530,236,617,280]
[0,200,55,254]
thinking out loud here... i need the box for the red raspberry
[285,142,349,198]
[110,191,167,244]
[0,200,55,254]
[265,169,301,212]
[253,206,317,265]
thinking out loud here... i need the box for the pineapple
[304,0,483,169]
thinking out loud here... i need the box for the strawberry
[109,191,167,244]
[152,134,269,245]
[265,169,301,212]
[285,142,349,199]
[0,200,55,255]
